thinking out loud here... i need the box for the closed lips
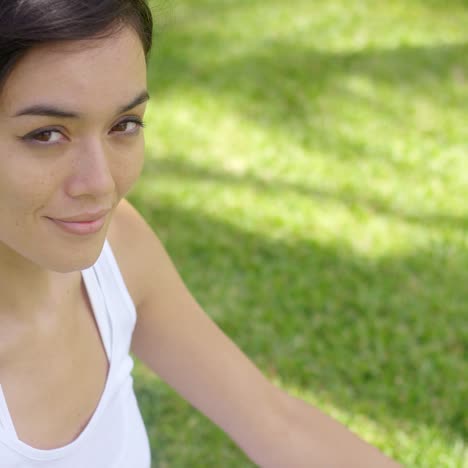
[48,209,110,223]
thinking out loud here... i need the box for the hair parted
[0,0,153,92]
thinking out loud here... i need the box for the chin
[48,238,106,273]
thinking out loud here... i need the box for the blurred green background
[129,1,468,466]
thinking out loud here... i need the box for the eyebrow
[13,90,150,118]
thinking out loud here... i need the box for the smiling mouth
[51,208,111,223]
[46,213,108,235]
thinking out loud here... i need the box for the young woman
[0,1,401,466]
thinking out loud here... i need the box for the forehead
[0,27,147,116]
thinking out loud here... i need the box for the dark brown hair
[0,0,153,92]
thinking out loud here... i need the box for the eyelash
[20,117,146,145]
[111,118,146,134]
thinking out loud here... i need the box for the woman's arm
[253,391,401,467]
[111,198,401,467]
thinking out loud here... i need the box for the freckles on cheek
[0,193,33,237]
[2,164,55,217]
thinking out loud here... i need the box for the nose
[65,138,116,199]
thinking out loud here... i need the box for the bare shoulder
[106,197,198,329]
[106,197,162,311]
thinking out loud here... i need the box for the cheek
[113,138,145,197]
[0,170,43,250]
[0,143,53,214]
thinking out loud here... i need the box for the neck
[0,242,80,322]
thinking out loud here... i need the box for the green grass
[129,1,468,466]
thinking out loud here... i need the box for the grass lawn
[129,1,468,466]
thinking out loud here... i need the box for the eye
[111,118,145,135]
[22,129,66,145]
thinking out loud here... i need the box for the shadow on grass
[148,34,468,201]
[130,188,466,464]
[149,35,468,134]
[145,156,468,231]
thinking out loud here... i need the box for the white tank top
[0,239,151,467]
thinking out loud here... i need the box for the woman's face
[0,26,148,273]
